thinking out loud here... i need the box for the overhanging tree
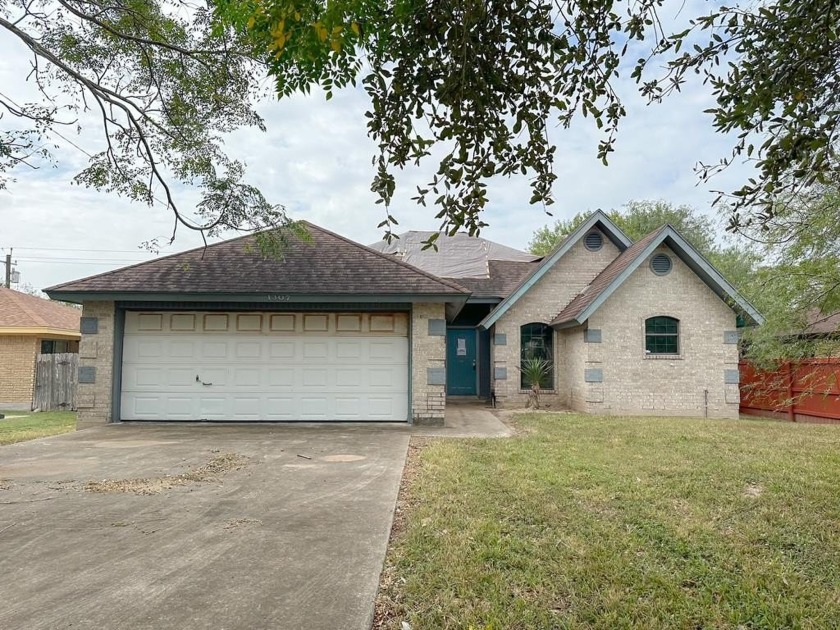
[0,0,300,252]
[740,183,840,366]
[218,0,840,241]
[3,0,839,248]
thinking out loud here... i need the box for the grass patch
[85,453,249,495]
[0,410,76,446]
[375,414,840,629]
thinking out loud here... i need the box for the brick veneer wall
[492,229,620,407]
[581,245,740,418]
[411,302,446,425]
[564,329,587,411]
[76,301,115,428]
[0,336,37,409]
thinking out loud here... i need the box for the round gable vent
[584,231,603,251]
[650,253,673,275]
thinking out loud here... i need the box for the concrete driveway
[0,424,410,630]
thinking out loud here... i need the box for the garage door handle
[202,382,213,386]
[195,375,212,386]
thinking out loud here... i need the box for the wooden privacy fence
[740,359,840,423]
[33,353,78,412]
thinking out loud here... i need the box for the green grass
[376,414,840,629]
[0,410,76,445]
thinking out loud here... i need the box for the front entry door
[446,329,477,396]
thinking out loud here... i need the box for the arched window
[645,316,679,354]
[520,323,554,389]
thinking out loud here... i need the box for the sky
[0,1,754,292]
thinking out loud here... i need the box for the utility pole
[4,249,11,288]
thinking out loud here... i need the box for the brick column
[411,303,446,425]
[76,301,115,428]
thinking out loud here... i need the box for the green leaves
[2,0,291,245]
[229,0,671,236]
[639,0,840,226]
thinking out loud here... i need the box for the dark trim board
[52,292,463,305]
[110,307,126,423]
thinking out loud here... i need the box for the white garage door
[120,311,409,421]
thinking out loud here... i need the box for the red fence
[740,359,840,423]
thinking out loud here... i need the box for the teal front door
[446,329,477,395]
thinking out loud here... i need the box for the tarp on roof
[369,231,540,278]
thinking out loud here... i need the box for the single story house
[46,211,761,427]
[0,287,81,410]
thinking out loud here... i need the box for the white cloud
[0,6,755,290]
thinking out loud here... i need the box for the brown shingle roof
[0,287,81,332]
[552,228,666,326]
[46,222,470,297]
[805,309,840,335]
[445,260,540,299]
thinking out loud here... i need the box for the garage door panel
[121,312,409,421]
[303,341,329,359]
[169,341,195,359]
[232,397,261,420]
[123,395,197,420]
[368,340,408,362]
[368,397,400,418]
[334,397,362,419]
[268,368,295,388]
[335,341,363,360]
[233,368,262,387]
[264,397,297,420]
[300,397,329,419]
[166,368,199,387]
[235,341,262,359]
[199,397,228,420]
[202,341,229,360]
[269,341,296,359]
[198,368,228,387]
[335,368,361,387]
[302,368,328,387]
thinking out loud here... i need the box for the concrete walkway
[412,399,513,438]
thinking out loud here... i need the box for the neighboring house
[0,287,81,410]
[45,212,761,428]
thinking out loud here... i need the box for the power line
[15,260,147,266]
[14,247,157,254]
[17,258,153,264]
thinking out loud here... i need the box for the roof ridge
[303,222,471,294]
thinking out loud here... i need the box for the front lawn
[375,414,840,629]
[0,410,76,445]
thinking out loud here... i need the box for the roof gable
[552,225,764,327]
[479,211,632,329]
[46,222,470,300]
[0,287,81,332]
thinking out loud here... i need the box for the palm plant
[519,355,553,409]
